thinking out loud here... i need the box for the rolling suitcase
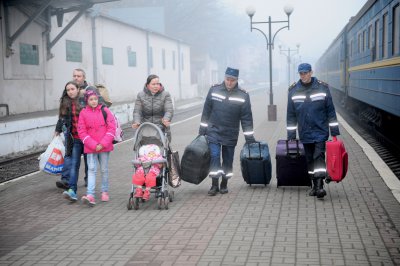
[240,141,272,186]
[276,139,311,187]
[326,136,348,183]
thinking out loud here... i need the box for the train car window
[358,33,362,53]
[368,25,373,50]
[393,4,399,55]
[375,19,380,60]
[383,13,388,58]
[363,30,367,52]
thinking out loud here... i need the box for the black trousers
[303,142,326,179]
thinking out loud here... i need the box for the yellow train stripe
[348,57,400,72]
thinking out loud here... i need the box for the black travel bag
[180,135,210,184]
[276,139,311,187]
[240,141,272,186]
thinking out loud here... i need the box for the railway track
[336,103,400,180]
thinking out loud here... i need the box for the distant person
[198,67,255,196]
[132,74,174,141]
[78,89,116,206]
[286,63,340,199]
[54,81,80,190]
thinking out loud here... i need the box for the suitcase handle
[285,139,301,158]
[246,142,262,159]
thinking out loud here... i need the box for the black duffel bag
[180,135,210,184]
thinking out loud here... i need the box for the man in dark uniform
[286,63,340,199]
[199,67,256,196]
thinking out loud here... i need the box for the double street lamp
[279,44,300,87]
[246,5,294,121]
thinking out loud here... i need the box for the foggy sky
[223,0,368,65]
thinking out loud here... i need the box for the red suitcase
[326,136,348,183]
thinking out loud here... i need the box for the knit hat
[225,67,239,79]
[84,87,99,103]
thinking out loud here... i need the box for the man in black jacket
[199,67,255,196]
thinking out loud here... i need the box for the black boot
[309,179,317,196]
[220,178,228,194]
[316,178,327,199]
[208,178,219,196]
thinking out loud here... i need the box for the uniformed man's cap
[225,67,239,79]
[298,63,312,73]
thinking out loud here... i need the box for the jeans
[67,138,84,192]
[84,153,88,179]
[61,156,71,182]
[208,142,235,180]
[303,142,326,179]
[86,152,110,196]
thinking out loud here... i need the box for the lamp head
[246,6,256,18]
[284,5,294,16]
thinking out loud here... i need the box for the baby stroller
[127,122,174,210]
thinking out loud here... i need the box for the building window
[172,51,176,70]
[162,49,166,69]
[128,50,137,67]
[20,43,39,65]
[393,4,399,55]
[66,40,82,62]
[375,19,379,60]
[383,13,388,58]
[102,47,113,65]
[149,47,153,68]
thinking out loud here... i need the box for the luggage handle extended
[285,139,301,158]
[246,141,262,160]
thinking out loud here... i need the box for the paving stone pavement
[0,89,400,266]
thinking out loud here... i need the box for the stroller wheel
[164,197,169,210]
[127,197,133,210]
[133,197,140,210]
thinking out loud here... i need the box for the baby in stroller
[132,144,162,201]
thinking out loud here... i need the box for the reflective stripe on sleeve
[200,122,208,127]
[329,122,339,127]
[287,126,297,130]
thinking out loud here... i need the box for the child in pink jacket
[78,90,116,206]
[132,144,163,201]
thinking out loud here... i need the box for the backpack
[101,105,123,144]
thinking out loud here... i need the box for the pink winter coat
[78,104,116,154]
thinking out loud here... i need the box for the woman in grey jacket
[132,74,174,141]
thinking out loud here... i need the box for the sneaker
[56,180,69,190]
[142,189,151,201]
[101,192,109,202]
[63,189,77,202]
[82,194,96,206]
[134,187,144,198]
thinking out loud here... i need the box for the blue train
[316,0,400,134]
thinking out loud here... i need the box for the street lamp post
[279,44,300,87]
[246,5,293,121]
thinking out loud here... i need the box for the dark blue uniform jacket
[287,77,340,143]
[199,82,255,146]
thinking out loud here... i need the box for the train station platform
[0,87,400,265]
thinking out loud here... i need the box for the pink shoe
[134,187,143,198]
[82,194,96,206]
[142,189,151,201]
[101,192,109,202]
